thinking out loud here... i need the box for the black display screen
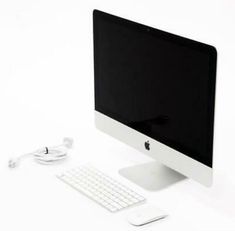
[93,10,217,167]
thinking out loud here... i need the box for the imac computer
[93,10,217,190]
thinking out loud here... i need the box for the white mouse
[127,205,168,226]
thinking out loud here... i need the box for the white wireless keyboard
[57,165,146,212]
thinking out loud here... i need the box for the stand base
[119,162,186,191]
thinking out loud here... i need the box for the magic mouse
[127,205,168,226]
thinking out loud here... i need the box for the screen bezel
[93,9,217,168]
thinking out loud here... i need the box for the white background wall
[0,0,235,230]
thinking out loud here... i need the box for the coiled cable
[8,137,73,168]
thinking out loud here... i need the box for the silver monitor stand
[119,161,186,191]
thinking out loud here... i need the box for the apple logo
[144,141,150,150]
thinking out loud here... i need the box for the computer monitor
[93,10,217,189]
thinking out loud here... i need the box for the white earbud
[8,137,74,168]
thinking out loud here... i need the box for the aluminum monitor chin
[93,10,217,187]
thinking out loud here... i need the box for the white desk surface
[1,113,235,231]
[1,0,235,230]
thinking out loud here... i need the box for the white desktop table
[1,112,235,231]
